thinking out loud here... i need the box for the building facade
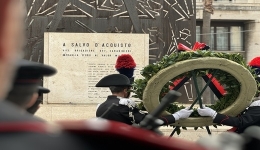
[196,0,260,62]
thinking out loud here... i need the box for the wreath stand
[140,57,257,137]
[169,70,221,136]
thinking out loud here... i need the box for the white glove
[172,107,193,120]
[249,99,260,107]
[197,106,217,119]
[119,98,136,107]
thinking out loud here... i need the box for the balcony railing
[196,0,260,10]
[196,0,259,3]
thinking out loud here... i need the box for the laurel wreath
[131,51,260,121]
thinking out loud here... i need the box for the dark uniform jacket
[213,106,260,133]
[96,95,175,125]
[0,100,94,150]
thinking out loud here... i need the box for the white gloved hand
[119,98,136,107]
[172,107,193,120]
[249,99,260,107]
[197,106,217,119]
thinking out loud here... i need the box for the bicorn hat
[95,74,131,87]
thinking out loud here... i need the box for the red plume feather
[115,54,136,69]
[249,57,260,68]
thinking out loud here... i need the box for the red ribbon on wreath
[169,42,226,96]
[177,42,211,51]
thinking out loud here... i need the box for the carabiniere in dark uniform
[197,56,260,134]
[95,74,193,126]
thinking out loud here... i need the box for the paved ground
[35,104,230,141]
[159,126,229,141]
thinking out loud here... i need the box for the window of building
[214,0,232,1]
[196,21,244,51]
[198,0,249,3]
[214,0,248,2]
[214,0,232,2]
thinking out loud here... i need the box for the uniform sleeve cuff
[172,114,179,121]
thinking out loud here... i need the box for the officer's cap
[13,59,57,85]
[5,60,56,107]
[38,86,50,94]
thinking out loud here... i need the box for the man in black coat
[5,59,55,114]
[96,74,193,126]
[0,1,103,149]
[198,76,260,134]
[0,58,98,149]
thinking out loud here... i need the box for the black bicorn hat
[95,74,131,87]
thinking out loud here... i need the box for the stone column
[244,20,260,63]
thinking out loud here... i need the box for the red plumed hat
[115,54,136,69]
[249,57,260,68]
[115,54,136,81]
[249,57,260,82]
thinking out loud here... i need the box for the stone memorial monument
[44,33,149,104]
